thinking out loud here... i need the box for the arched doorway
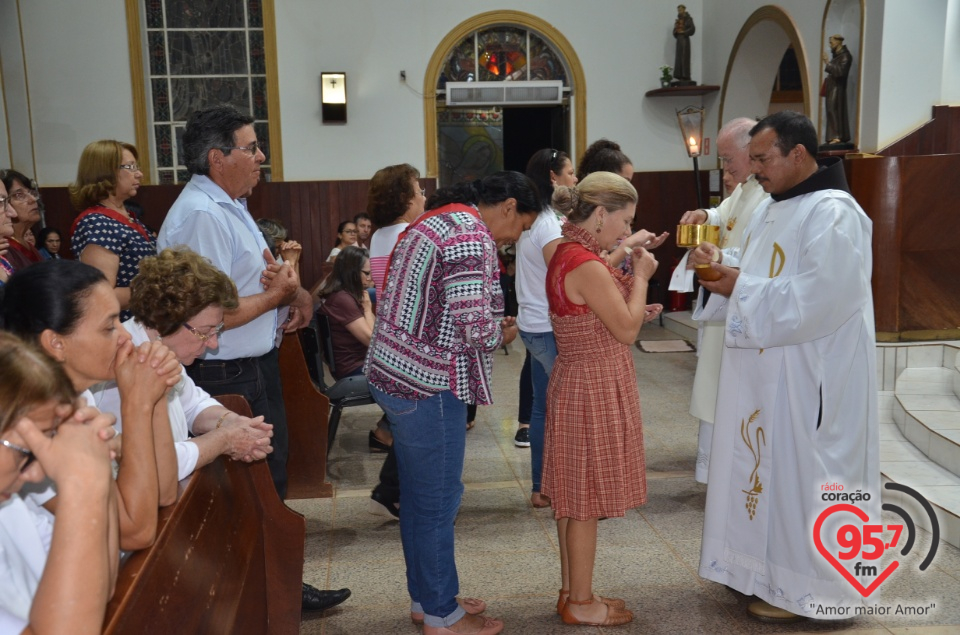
[423,11,586,182]
[719,6,812,129]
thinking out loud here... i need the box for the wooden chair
[102,394,305,634]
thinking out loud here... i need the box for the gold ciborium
[677,224,723,281]
[676,224,720,248]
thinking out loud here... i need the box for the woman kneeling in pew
[0,331,119,633]
[91,248,274,480]
[2,259,181,550]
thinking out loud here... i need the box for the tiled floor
[292,324,960,634]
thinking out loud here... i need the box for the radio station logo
[814,481,939,597]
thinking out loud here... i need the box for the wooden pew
[278,331,334,499]
[102,395,305,634]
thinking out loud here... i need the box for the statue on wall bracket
[671,5,697,87]
[821,34,854,148]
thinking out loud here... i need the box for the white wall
[700,0,827,149]
[10,3,136,185]
[874,0,948,149]
[275,0,705,179]
[6,0,957,184]
[0,1,32,175]
[941,0,960,104]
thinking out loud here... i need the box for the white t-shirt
[91,320,221,480]
[516,208,563,333]
[0,494,55,631]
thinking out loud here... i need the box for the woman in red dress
[542,171,662,626]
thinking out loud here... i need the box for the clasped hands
[260,248,311,331]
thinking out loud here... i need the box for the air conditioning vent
[445,80,564,106]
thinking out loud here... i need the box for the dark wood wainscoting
[38,178,438,292]
[846,153,960,340]
[631,169,713,307]
[880,105,960,157]
[39,171,707,300]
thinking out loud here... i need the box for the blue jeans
[519,330,558,493]
[370,386,467,628]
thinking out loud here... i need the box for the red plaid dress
[541,224,647,520]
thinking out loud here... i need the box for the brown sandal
[560,597,633,626]
[556,589,626,615]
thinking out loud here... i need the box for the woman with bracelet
[91,248,274,480]
[543,172,662,626]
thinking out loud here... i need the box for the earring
[596,217,604,233]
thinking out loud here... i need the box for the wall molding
[125,0,152,183]
[262,0,284,181]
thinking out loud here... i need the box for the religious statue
[823,34,852,145]
[672,5,696,86]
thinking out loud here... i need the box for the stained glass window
[144,0,271,184]
[437,26,569,90]
[477,27,526,81]
[437,108,504,185]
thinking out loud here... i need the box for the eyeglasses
[183,321,225,342]
[9,189,40,203]
[220,141,261,157]
[0,195,9,209]
[342,229,358,234]
[119,163,141,172]
[1,438,36,473]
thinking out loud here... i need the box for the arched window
[424,11,586,184]
[437,27,569,88]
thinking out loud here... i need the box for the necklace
[99,200,130,218]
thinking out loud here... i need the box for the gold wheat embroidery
[740,409,765,520]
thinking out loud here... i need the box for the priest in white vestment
[691,111,879,621]
[679,117,770,483]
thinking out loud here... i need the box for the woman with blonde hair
[69,140,154,315]
[543,171,662,626]
[0,331,120,633]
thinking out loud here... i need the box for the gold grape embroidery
[741,409,765,520]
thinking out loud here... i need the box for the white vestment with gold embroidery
[695,188,880,617]
[691,176,768,483]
